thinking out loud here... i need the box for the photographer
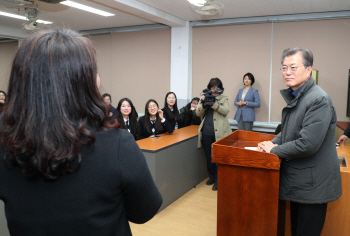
[196,77,232,191]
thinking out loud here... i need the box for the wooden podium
[212,130,285,236]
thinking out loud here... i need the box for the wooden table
[284,145,350,236]
[136,125,207,211]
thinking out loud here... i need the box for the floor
[130,178,217,236]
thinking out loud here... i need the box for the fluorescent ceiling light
[60,1,115,17]
[187,0,207,7]
[0,11,53,24]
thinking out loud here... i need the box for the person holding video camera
[196,77,232,191]
[233,72,260,131]
[138,99,174,140]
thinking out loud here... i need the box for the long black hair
[0,29,119,180]
[115,98,139,140]
[163,92,181,121]
[144,99,163,134]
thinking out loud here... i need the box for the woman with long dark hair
[138,99,174,139]
[0,29,162,236]
[114,97,139,140]
[162,92,183,130]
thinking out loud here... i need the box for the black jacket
[161,108,183,129]
[137,116,174,140]
[179,104,201,127]
[0,129,162,236]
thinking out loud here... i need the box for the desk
[284,145,350,236]
[136,125,207,211]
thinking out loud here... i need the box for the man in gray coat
[258,47,342,236]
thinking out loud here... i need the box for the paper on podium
[245,147,258,151]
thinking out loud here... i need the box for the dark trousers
[201,134,217,183]
[290,201,328,236]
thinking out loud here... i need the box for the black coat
[161,108,183,129]
[137,116,174,140]
[0,129,162,236]
[179,104,201,127]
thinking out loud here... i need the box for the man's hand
[338,135,348,144]
[257,141,278,153]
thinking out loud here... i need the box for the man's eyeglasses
[280,65,305,73]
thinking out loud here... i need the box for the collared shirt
[288,85,304,101]
[124,117,130,132]
[150,117,165,123]
[123,117,129,123]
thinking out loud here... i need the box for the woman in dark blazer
[0,29,162,236]
[234,72,261,131]
[138,99,174,139]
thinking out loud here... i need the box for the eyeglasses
[167,97,176,100]
[148,105,157,109]
[280,65,305,73]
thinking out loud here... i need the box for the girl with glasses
[138,99,174,139]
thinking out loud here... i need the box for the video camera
[201,88,223,105]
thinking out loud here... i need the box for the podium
[212,130,285,236]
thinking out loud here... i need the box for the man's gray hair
[281,47,313,68]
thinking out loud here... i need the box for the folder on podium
[212,130,285,236]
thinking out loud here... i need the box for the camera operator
[196,77,232,191]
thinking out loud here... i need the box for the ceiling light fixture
[0,11,53,24]
[187,0,206,7]
[60,0,115,17]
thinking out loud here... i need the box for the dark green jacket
[271,77,342,204]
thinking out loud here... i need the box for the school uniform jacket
[137,116,174,140]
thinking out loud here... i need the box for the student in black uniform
[180,97,201,127]
[114,98,139,140]
[138,99,174,139]
[162,92,183,130]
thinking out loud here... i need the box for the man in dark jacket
[258,47,342,236]
[337,124,350,144]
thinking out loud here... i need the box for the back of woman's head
[0,28,118,180]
